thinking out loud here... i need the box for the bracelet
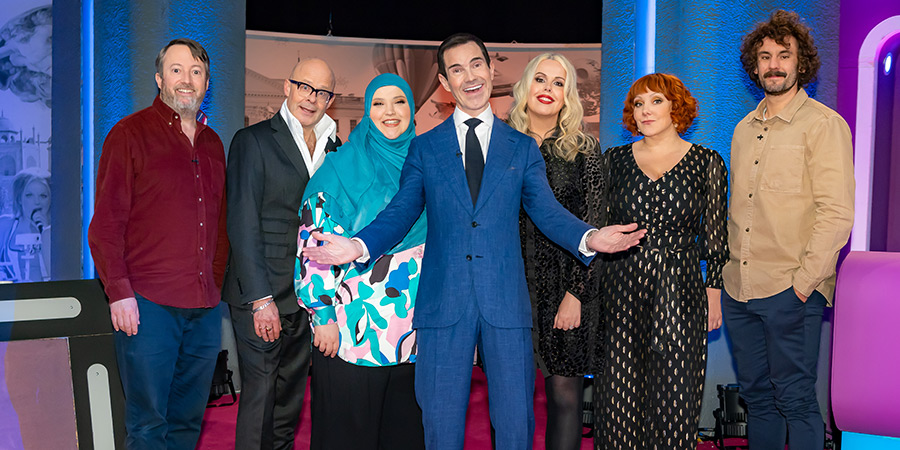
[251,299,274,315]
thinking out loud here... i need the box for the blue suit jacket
[356,116,593,329]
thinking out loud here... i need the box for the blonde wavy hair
[508,53,595,162]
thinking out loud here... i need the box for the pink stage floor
[197,368,746,449]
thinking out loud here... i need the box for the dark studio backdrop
[246,1,605,44]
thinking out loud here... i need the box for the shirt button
[200,246,204,251]
[199,197,202,202]
[748,194,753,198]
[742,261,747,266]
[764,127,768,131]
[466,255,472,261]
[471,221,478,228]
[200,222,204,227]
[745,228,750,232]
[754,160,759,165]
[200,271,204,275]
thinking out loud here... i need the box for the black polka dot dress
[520,137,606,378]
[593,143,728,450]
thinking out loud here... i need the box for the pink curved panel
[832,251,900,437]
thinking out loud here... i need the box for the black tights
[544,375,585,450]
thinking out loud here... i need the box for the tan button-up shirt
[723,89,854,305]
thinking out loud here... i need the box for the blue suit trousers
[415,289,535,450]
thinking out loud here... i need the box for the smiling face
[526,59,567,122]
[283,58,335,130]
[369,85,411,140]
[155,44,208,117]
[632,89,675,138]
[754,36,800,96]
[437,41,494,116]
[21,179,49,218]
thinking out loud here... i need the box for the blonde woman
[509,53,605,450]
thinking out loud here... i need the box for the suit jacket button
[466,255,472,261]
[471,221,478,228]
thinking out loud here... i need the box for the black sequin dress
[594,143,728,450]
[520,136,606,378]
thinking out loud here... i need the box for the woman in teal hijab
[295,73,426,450]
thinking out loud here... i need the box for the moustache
[764,70,788,79]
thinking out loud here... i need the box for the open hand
[588,223,647,253]
[301,231,363,265]
[110,297,140,336]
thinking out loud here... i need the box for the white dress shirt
[279,100,337,179]
[453,106,494,167]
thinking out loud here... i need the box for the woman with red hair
[593,73,728,449]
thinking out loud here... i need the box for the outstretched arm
[587,223,646,253]
[301,231,364,265]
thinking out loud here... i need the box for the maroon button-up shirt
[89,97,228,308]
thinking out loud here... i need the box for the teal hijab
[302,73,426,254]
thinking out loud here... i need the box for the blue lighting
[635,0,656,77]
[82,0,95,279]
[885,53,893,76]
[842,431,900,450]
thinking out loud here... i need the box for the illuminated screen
[0,338,77,449]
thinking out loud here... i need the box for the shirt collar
[749,88,809,124]
[152,96,207,133]
[453,105,494,130]
[279,100,337,148]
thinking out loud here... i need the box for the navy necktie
[464,118,484,205]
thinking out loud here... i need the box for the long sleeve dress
[594,143,728,450]
[520,136,606,377]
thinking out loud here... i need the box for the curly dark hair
[622,73,698,136]
[740,10,820,88]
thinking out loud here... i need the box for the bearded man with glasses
[222,57,341,450]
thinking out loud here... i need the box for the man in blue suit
[303,33,644,449]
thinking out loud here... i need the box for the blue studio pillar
[92,0,246,184]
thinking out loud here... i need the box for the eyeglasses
[288,79,335,102]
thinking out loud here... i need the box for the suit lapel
[432,118,472,210]
[475,118,516,212]
[270,113,311,184]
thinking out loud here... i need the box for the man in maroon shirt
[88,38,228,450]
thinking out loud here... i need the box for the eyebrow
[168,62,204,70]
[759,48,792,55]
[372,95,407,101]
[536,71,565,80]
[450,57,485,68]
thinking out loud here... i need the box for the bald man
[222,58,341,450]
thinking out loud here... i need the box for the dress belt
[639,240,698,354]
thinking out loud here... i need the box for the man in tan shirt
[722,10,854,450]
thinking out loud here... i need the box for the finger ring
[265,326,272,331]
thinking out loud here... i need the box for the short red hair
[622,73,698,136]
